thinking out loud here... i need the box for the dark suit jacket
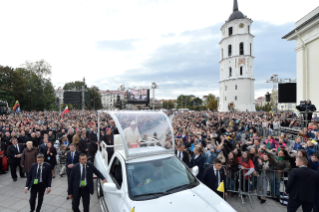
[101,134,114,162]
[3,136,11,146]
[66,150,80,173]
[38,143,47,155]
[88,131,98,152]
[25,162,52,189]
[68,162,105,198]
[202,166,227,193]
[286,167,319,203]
[175,150,189,166]
[79,138,88,154]
[6,143,24,164]
[189,154,205,181]
[18,135,29,145]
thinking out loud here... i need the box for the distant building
[150,98,163,109]
[277,103,296,111]
[54,88,64,104]
[283,6,319,108]
[256,97,263,107]
[99,90,126,109]
[218,0,255,112]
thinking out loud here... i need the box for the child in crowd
[310,153,319,171]
[264,135,276,150]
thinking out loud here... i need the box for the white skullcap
[131,121,137,126]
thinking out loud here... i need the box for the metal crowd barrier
[255,127,281,139]
[205,164,290,209]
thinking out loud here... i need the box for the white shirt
[194,154,199,160]
[37,163,44,182]
[177,151,183,160]
[15,144,20,153]
[80,164,87,187]
[213,167,221,185]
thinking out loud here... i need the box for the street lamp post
[151,82,158,111]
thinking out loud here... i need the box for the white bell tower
[218,0,255,112]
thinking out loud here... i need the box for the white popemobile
[94,111,236,212]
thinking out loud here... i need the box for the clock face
[239,23,245,28]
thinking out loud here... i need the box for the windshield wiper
[133,192,165,198]
[165,181,197,193]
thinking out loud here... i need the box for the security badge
[34,166,45,185]
[81,165,89,186]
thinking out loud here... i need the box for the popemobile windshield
[95,111,236,212]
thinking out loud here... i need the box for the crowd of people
[0,109,318,212]
[171,110,319,211]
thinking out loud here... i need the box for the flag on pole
[13,100,20,110]
[61,106,69,118]
[15,106,21,113]
[217,181,225,192]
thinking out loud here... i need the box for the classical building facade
[218,0,255,112]
[283,6,319,108]
[99,90,126,109]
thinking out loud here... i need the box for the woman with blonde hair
[20,141,38,176]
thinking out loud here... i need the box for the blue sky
[0,0,318,99]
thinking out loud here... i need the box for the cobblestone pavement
[0,168,303,212]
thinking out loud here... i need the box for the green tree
[207,95,218,111]
[20,60,55,110]
[0,66,15,106]
[88,86,102,110]
[191,97,203,106]
[205,94,215,106]
[1,61,55,111]
[176,95,192,108]
[162,100,175,109]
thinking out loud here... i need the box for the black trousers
[30,183,46,212]
[9,162,24,179]
[72,186,90,212]
[314,196,319,212]
[287,198,314,212]
[88,150,96,163]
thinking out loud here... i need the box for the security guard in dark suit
[7,137,25,181]
[65,143,80,200]
[24,154,52,212]
[68,153,107,212]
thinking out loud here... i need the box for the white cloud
[0,0,317,98]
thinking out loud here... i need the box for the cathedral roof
[227,0,245,22]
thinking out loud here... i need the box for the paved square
[0,167,302,211]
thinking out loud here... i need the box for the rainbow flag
[13,100,20,110]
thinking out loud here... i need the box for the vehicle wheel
[97,178,104,199]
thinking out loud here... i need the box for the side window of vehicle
[110,157,123,189]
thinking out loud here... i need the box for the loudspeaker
[265,93,271,102]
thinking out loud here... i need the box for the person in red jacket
[238,151,255,200]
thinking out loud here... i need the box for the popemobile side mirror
[103,183,123,197]
[192,166,199,177]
